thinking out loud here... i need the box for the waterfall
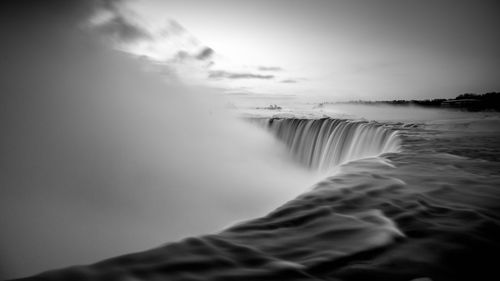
[257,118,401,171]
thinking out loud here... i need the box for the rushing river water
[3,2,500,280]
[257,118,400,171]
[14,115,500,281]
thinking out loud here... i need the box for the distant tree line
[322,92,500,111]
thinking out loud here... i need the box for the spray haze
[3,1,500,281]
[0,1,315,278]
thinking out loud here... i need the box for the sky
[3,0,500,102]
[0,0,499,277]
[112,0,500,101]
[1,1,319,277]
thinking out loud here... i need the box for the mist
[0,3,316,279]
[314,103,499,123]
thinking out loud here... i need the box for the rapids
[3,3,500,279]
[13,117,500,281]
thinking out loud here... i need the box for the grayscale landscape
[1,1,500,281]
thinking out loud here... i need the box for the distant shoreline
[316,92,500,112]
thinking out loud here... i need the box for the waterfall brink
[260,118,401,171]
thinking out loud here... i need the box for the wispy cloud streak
[209,70,274,80]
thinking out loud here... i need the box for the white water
[0,8,318,279]
[257,118,401,172]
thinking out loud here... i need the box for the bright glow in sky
[120,0,500,101]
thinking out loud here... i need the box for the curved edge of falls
[254,117,401,171]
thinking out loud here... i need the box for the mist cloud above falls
[0,1,315,279]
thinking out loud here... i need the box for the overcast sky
[5,0,500,101]
[118,0,500,100]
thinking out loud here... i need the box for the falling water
[258,118,401,171]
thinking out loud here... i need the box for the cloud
[93,14,152,43]
[258,66,283,71]
[281,79,297,83]
[196,47,214,60]
[88,1,152,44]
[173,50,190,60]
[209,70,274,80]
[224,92,252,96]
[0,3,317,278]
[161,20,188,37]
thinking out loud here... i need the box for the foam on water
[14,119,500,281]
[257,118,401,171]
[4,3,500,280]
